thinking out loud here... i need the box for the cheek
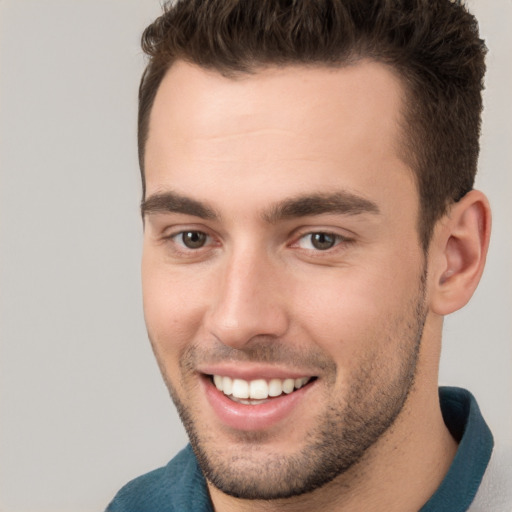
[141,256,207,360]
[292,259,423,361]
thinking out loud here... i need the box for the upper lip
[197,363,316,381]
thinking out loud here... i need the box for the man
[107,1,503,510]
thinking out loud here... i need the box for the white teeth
[213,375,223,391]
[249,379,269,399]
[268,378,283,397]
[232,378,249,399]
[212,375,312,401]
[282,378,295,394]
[222,376,233,395]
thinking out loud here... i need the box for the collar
[419,386,494,512]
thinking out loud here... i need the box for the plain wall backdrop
[0,1,510,510]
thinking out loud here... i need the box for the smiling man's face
[141,60,430,499]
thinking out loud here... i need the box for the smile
[201,371,318,430]
[211,375,313,403]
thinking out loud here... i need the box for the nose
[205,246,290,349]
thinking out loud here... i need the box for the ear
[429,190,491,315]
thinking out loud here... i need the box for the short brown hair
[138,0,487,250]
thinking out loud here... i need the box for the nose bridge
[206,242,288,348]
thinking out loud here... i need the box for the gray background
[0,1,510,510]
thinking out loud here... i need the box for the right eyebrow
[141,191,218,220]
[262,191,380,224]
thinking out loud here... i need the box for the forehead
[147,60,406,150]
[144,60,416,215]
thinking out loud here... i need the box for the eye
[297,232,342,251]
[174,230,209,249]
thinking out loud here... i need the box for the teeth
[282,378,295,394]
[249,379,268,399]
[213,375,223,390]
[212,375,311,401]
[222,376,233,395]
[232,379,249,399]
[295,377,306,389]
[268,378,283,397]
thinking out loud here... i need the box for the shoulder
[434,387,511,512]
[105,445,211,512]
[468,441,512,512]
[421,387,494,512]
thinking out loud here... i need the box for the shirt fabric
[106,387,494,512]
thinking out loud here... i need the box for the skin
[141,60,491,511]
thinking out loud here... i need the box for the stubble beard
[155,273,427,500]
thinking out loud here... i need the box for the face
[142,61,428,499]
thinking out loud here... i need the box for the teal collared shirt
[106,387,494,512]
[420,387,493,511]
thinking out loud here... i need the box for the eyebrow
[263,191,380,223]
[141,191,218,219]
[141,190,380,222]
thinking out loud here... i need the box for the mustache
[180,337,337,374]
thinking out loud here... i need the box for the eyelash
[291,231,352,252]
[165,230,217,253]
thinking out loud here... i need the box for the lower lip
[202,376,314,431]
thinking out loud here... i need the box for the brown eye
[181,231,207,249]
[310,232,337,250]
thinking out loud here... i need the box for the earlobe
[430,190,491,316]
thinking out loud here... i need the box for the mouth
[209,374,316,405]
[199,366,319,431]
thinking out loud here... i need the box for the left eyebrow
[263,191,380,224]
[141,191,219,220]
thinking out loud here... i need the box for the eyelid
[160,223,213,240]
[291,226,353,242]
[170,230,211,249]
[160,225,220,257]
[289,229,354,253]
